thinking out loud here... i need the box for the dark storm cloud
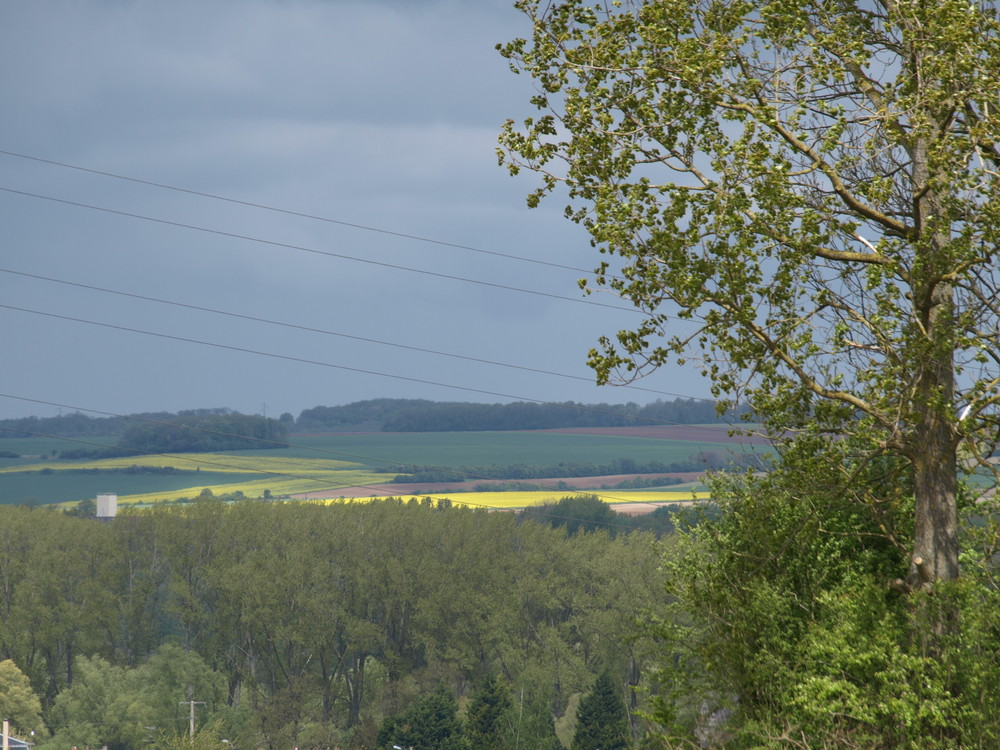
[0,0,706,421]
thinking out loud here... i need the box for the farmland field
[312,489,712,510]
[278,428,761,467]
[0,426,763,507]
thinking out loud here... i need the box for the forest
[0,498,666,750]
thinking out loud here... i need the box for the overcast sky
[0,0,711,422]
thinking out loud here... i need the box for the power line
[0,302,733,429]
[0,265,707,403]
[0,148,603,277]
[0,149,709,331]
[0,185,640,314]
[0,301,610,408]
[0,301,749,439]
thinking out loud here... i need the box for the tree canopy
[0,659,47,738]
[0,501,662,749]
[500,0,1000,591]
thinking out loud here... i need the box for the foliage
[464,674,511,750]
[118,413,288,454]
[572,671,629,750]
[294,397,734,433]
[519,495,621,536]
[376,685,468,750]
[296,398,439,433]
[0,502,662,749]
[39,646,230,750]
[0,396,734,439]
[66,497,96,517]
[0,659,47,737]
[518,496,688,537]
[381,398,738,432]
[511,688,563,750]
[501,2,1000,743]
[500,0,1000,594]
[648,464,1000,747]
[149,721,230,750]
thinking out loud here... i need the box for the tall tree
[376,685,468,750]
[499,0,1000,594]
[0,659,47,737]
[572,671,629,750]
[465,674,512,750]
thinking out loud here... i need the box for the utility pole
[179,701,206,739]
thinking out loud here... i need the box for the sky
[0,0,711,422]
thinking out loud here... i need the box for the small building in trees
[96,492,118,519]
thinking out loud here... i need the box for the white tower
[96,493,118,518]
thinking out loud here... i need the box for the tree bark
[907,47,961,586]
[910,408,960,587]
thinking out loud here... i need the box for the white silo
[96,493,118,518]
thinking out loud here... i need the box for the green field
[273,431,745,468]
[0,429,753,507]
[0,436,119,466]
[0,470,265,506]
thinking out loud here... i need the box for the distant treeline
[295,398,437,432]
[118,412,287,453]
[45,411,288,458]
[0,397,741,447]
[298,396,741,433]
[0,410,174,440]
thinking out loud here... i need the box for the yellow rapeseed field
[316,490,710,510]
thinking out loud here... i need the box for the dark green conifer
[465,674,511,750]
[572,671,629,750]
[376,685,467,750]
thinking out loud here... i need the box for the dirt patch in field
[536,425,769,444]
[292,472,705,500]
[609,500,703,516]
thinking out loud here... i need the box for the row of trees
[117,413,288,453]
[378,398,733,432]
[297,397,734,433]
[2,397,733,445]
[373,670,629,750]
[0,408,240,441]
[0,499,665,749]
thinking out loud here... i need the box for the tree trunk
[908,80,960,589]
[910,410,959,588]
